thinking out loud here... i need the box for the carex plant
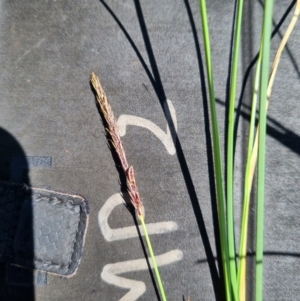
[198,1,300,301]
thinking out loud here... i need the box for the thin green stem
[227,1,244,299]
[198,1,230,300]
[139,215,167,301]
[237,40,262,301]
[239,3,300,298]
[256,2,274,301]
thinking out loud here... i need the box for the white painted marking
[117,99,177,155]
[99,193,178,242]
[101,250,183,301]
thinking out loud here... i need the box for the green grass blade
[198,1,230,300]
[237,39,262,301]
[226,1,244,299]
[256,2,274,301]
[139,215,167,301]
[239,2,300,298]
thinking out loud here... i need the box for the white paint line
[117,99,177,155]
[101,271,146,301]
[101,250,183,301]
[98,193,178,242]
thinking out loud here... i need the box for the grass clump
[198,1,299,300]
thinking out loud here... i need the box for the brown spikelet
[90,72,143,217]
[90,72,129,172]
[126,166,143,216]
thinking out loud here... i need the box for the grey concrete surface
[0,0,300,300]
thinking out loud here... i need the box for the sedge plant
[90,73,168,301]
[198,1,299,301]
[238,1,300,300]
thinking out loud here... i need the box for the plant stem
[237,39,262,301]
[239,2,300,298]
[256,2,274,301]
[227,1,244,299]
[139,215,167,301]
[198,1,230,300]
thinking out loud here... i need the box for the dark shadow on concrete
[0,127,34,301]
[98,0,155,88]
[196,250,300,264]
[182,295,189,301]
[216,98,300,157]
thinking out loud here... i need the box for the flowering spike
[90,72,129,172]
[91,72,167,301]
[90,73,142,215]
[126,166,143,217]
